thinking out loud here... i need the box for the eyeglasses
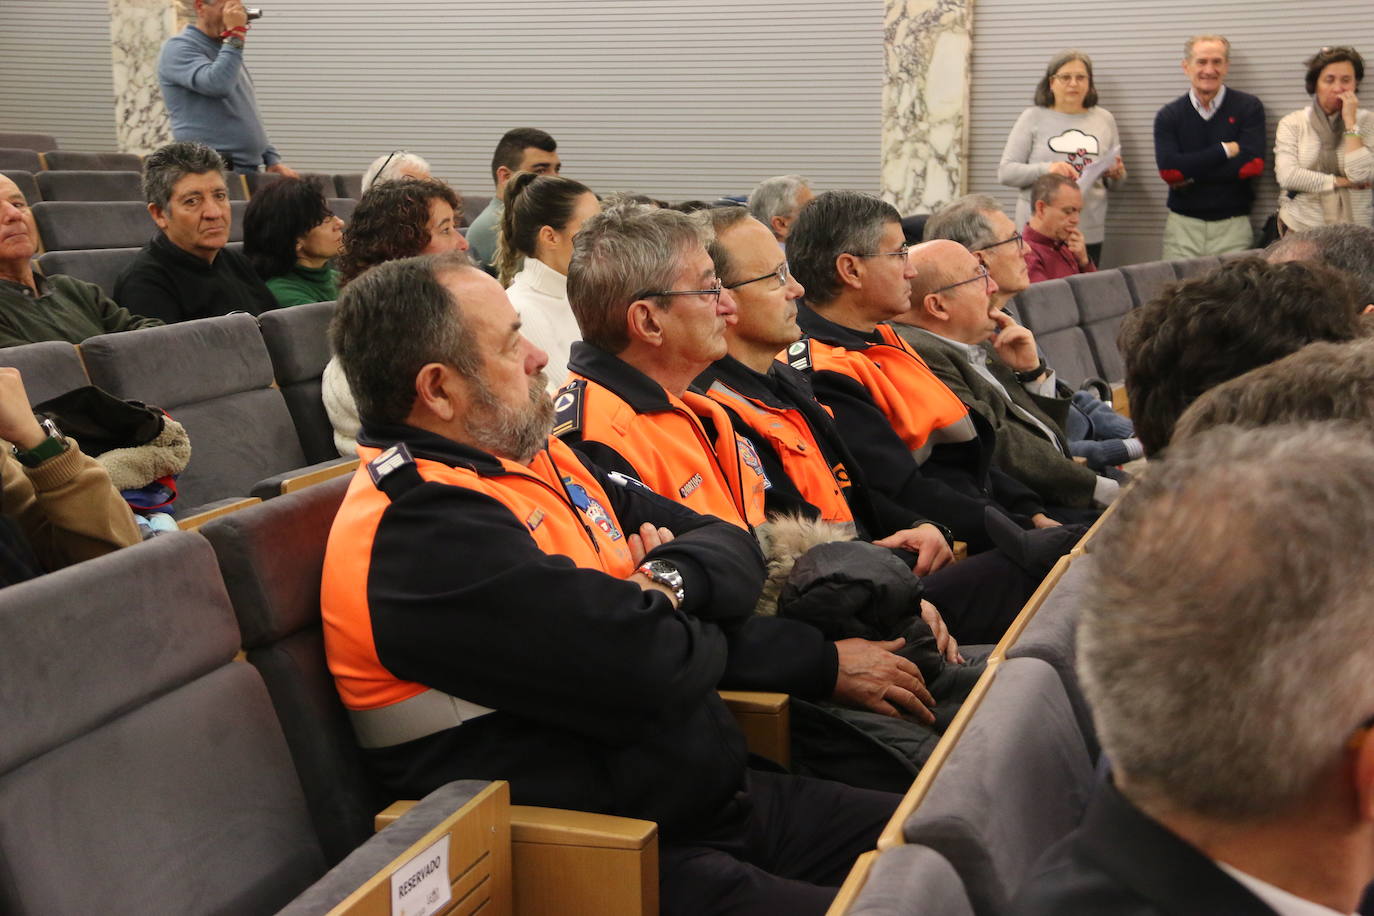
[929,263,992,296]
[972,231,1024,254]
[725,262,791,291]
[1053,73,1089,84]
[639,279,725,304]
[374,149,407,180]
[849,244,910,261]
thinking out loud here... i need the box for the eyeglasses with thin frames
[639,278,725,304]
[971,231,1024,255]
[725,262,791,291]
[849,244,911,261]
[929,263,992,296]
[375,149,407,181]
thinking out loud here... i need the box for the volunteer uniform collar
[358,420,522,477]
[796,300,883,348]
[566,340,675,412]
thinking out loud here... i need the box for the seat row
[0,303,348,522]
[0,482,658,914]
[829,507,1115,916]
[1008,251,1257,391]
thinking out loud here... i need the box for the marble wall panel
[882,0,972,215]
[109,0,176,154]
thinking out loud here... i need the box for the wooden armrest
[374,799,416,832]
[1111,383,1130,418]
[719,690,791,769]
[281,457,359,494]
[511,807,657,916]
[952,540,968,562]
[177,497,261,530]
[511,806,655,850]
[1073,455,1088,465]
[826,850,880,916]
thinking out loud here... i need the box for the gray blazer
[895,324,1099,509]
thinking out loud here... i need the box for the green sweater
[265,264,340,308]
[0,273,162,349]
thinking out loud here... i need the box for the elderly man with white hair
[360,150,432,193]
[749,174,814,243]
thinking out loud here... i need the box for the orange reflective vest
[322,437,635,714]
[798,324,975,463]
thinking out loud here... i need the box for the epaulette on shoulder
[552,378,586,438]
[784,339,813,372]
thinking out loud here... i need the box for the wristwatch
[636,559,685,605]
[1014,359,1049,384]
[13,416,68,468]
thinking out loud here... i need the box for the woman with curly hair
[242,176,344,308]
[325,177,469,454]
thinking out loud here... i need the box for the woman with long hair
[242,177,343,308]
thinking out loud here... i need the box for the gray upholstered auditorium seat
[31,200,153,251]
[0,532,327,913]
[848,845,975,916]
[1006,554,1099,758]
[1009,280,1100,390]
[901,657,1095,916]
[229,198,248,241]
[0,131,58,152]
[1,169,40,203]
[1065,270,1132,383]
[334,173,363,198]
[201,476,378,864]
[0,340,88,402]
[35,247,142,299]
[0,148,43,171]
[258,300,339,464]
[1118,259,1177,309]
[1217,247,1259,262]
[80,314,343,512]
[1172,255,1221,280]
[42,149,142,171]
[328,197,357,225]
[36,169,143,202]
[462,193,491,227]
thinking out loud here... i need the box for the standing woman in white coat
[1275,47,1374,233]
[999,50,1126,267]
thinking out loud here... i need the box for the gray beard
[466,372,555,463]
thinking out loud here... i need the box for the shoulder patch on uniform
[552,379,586,438]
[366,442,415,487]
[786,339,812,372]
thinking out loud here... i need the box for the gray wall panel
[969,2,1374,266]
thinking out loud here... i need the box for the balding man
[891,240,1116,517]
[0,174,160,347]
[749,175,814,244]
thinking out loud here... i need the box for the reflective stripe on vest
[349,688,497,749]
[808,326,976,464]
[702,380,855,525]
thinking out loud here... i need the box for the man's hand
[1222,141,1240,158]
[1031,513,1062,529]
[628,521,674,565]
[1106,155,1127,181]
[0,369,45,451]
[872,523,952,575]
[222,0,249,31]
[920,599,962,664]
[267,163,301,179]
[1064,228,1092,269]
[990,309,1041,373]
[1046,161,1078,179]
[832,637,935,723]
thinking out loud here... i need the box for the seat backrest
[1010,279,1075,337]
[461,193,491,227]
[259,300,339,463]
[334,173,363,199]
[1172,255,1221,280]
[900,214,929,244]
[0,340,89,403]
[36,169,143,202]
[36,246,142,300]
[230,198,248,242]
[1118,260,1177,309]
[30,200,153,251]
[80,313,307,511]
[1006,554,1099,758]
[902,657,1094,916]
[201,475,378,864]
[328,197,358,226]
[42,149,142,171]
[1066,271,1133,383]
[0,148,43,171]
[1218,247,1259,262]
[0,131,58,152]
[0,532,327,914]
[848,845,974,916]
[1,169,40,204]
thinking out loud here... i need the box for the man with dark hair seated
[321,251,898,916]
[1119,257,1365,454]
[1022,172,1097,282]
[1012,423,1374,915]
[465,127,561,271]
[0,174,161,348]
[114,140,276,324]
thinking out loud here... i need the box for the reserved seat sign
[390,832,452,916]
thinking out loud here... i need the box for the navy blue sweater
[1153,88,1266,220]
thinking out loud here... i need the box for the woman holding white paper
[999,49,1126,266]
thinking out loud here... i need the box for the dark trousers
[659,770,899,916]
[920,547,1038,645]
